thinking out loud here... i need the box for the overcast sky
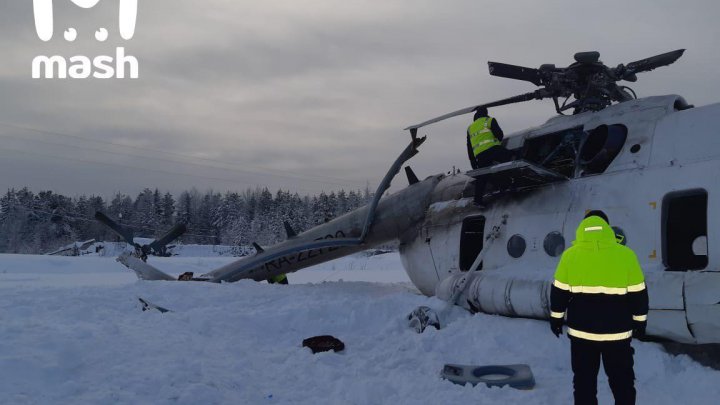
[1,0,719,199]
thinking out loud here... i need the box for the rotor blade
[488,62,543,86]
[204,237,366,283]
[404,90,547,131]
[404,105,479,131]
[624,49,685,76]
[147,223,187,253]
[95,211,135,245]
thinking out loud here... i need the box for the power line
[0,120,369,188]
[0,146,333,195]
[0,130,364,189]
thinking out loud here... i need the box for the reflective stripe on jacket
[550,216,649,341]
[467,117,501,157]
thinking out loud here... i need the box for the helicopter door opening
[662,189,708,271]
[460,216,485,271]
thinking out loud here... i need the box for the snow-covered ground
[0,252,719,404]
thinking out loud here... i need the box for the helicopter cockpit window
[521,127,584,178]
[577,124,628,176]
[520,124,628,178]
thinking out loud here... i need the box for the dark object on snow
[407,306,440,333]
[138,297,171,313]
[302,335,345,353]
[441,363,536,390]
[178,272,194,281]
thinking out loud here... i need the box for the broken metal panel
[510,95,680,142]
[467,160,568,196]
[505,96,680,174]
[646,310,696,344]
[686,304,720,344]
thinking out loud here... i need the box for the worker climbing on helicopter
[466,107,512,169]
[466,107,514,205]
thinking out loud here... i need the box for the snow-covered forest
[0,187,373,254]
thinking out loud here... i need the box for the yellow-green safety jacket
[467,117,501,157]
[269,273,287,284]
[550,216,649,341]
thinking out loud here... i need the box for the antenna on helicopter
[405,49,685,131]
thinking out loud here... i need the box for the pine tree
[134,188,157,237]
[337,189,348,215]
[161,192,175,227]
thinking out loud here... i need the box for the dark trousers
[571,338,636,405]
[473,145,514,169]
[473,146,514,204]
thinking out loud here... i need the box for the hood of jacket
[573,216,616,251]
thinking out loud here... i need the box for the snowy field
[1,252,719,404]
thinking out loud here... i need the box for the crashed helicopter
[97,49,720,344]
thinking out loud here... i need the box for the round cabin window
[507,235,527,258]
[544,232,565,257]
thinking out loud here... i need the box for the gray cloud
[1,0,719,198]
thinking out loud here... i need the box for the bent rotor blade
[117,252,176,281]
[488,62,543,86]
[404,90,545,131]
[95,211,135,245]
[204,237,366,283]
[147,223,187,254]
[624,49,685,76]
[404,105,480,131]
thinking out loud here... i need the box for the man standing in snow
[549,210,648,405]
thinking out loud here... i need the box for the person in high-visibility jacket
[467,107,513,205]
[466,107,512,169]
[268,273,288,285]
[550,210,648,405]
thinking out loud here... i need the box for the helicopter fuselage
[114,93,719,345]
[401,95,720,344]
